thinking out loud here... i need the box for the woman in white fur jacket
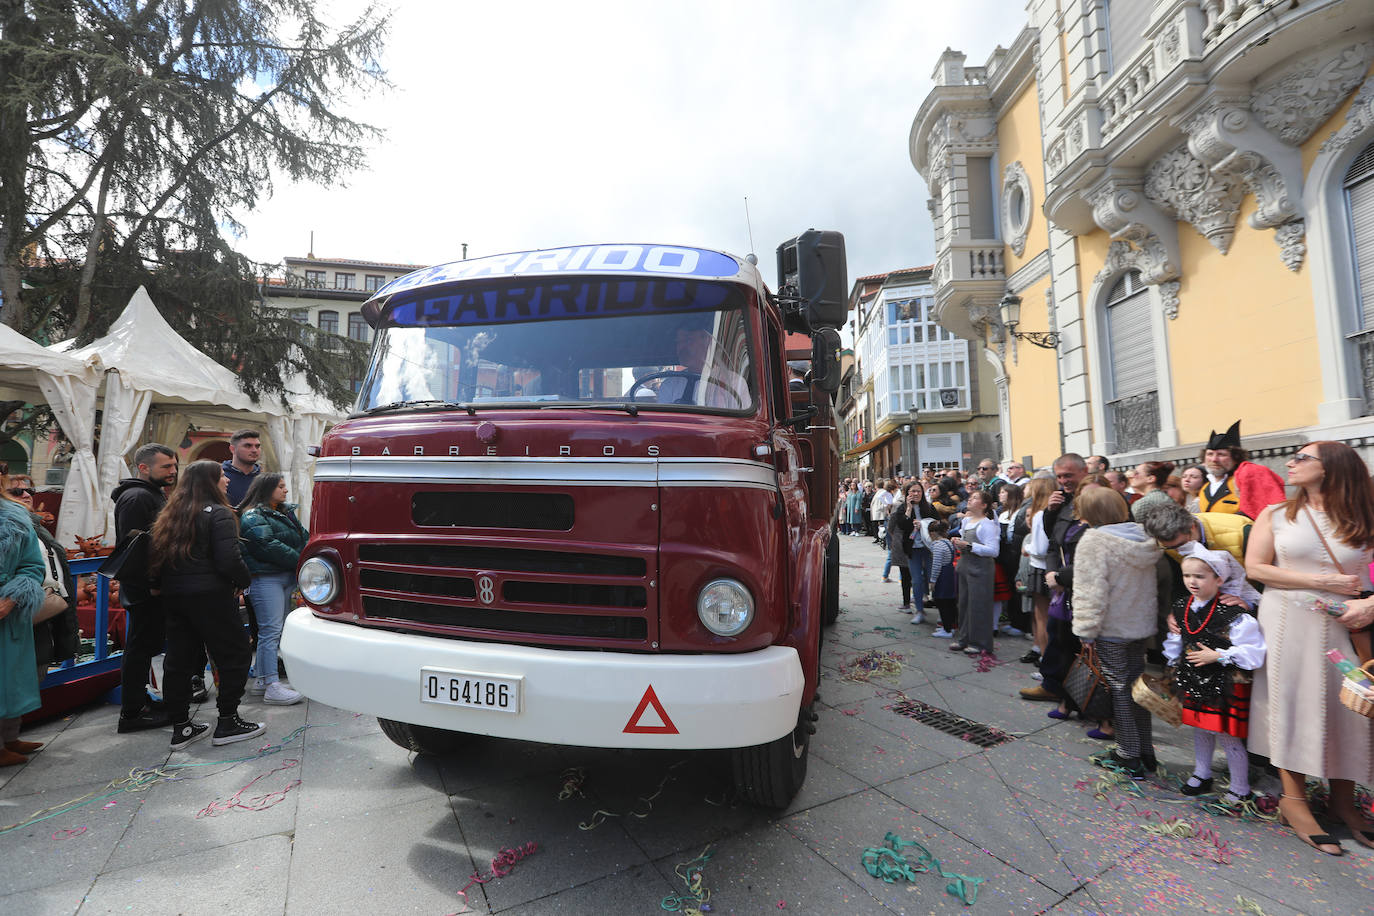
[1070,487,1163,779]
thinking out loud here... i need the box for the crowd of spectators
[846,426,1374,856]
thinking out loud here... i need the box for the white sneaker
[262,682,303,706]
[246,677,267,696]
[931,627,954,638]
[910,611,926,625]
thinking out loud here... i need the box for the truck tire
[729,704,816,809]
[377,718,467,756]
[822,531,841,626]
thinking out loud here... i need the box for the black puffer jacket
[157,504,251,595]
[111,477,166,605]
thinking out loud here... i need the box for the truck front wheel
[729,704,817,808]
[377,718,468,756]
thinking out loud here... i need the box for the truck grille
[354,542,653,645]
[358,544,644,576]
[361,596,647,640]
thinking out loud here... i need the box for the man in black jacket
[111,444,187,732]
[1020,453,1087,697]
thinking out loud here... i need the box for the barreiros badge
[373,245,742,300]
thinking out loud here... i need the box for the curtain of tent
[267,413,327,526]
[95,370,154,537]
[38,372,102,548]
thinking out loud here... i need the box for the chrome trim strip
[313,455,776,490]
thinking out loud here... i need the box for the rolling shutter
[1106,272,1155,398]
[1347,141,1374,329]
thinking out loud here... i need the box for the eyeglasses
[1291,453,1321,463]
[6,487,34,497]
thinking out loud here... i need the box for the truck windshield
[359,277,757,414]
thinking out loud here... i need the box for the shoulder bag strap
[1303,506,1349,576]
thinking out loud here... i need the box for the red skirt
[1181,680,1251,739]
[993,562,1012,602]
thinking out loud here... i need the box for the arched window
[1104,270,1159,452]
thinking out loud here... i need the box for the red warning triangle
[622,685,679,734]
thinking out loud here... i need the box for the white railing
[1100,50,1157,138]
[1200,0,1270,47]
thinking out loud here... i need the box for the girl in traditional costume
[1164,548,1266,801]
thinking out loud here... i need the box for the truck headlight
[697,578,754,636]
[299,556,340,605]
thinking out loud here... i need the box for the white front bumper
[279,609,804,749]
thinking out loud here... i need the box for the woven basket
[1132,672,1183,728]
[1338,660,1374,719]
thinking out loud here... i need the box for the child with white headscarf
[1163,547,1266,802]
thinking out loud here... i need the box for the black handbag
[1064,645,1113,720]
[97,529,149,581]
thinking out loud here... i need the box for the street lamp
[998,293,1059,350]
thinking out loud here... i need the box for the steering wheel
[628,370,699,402]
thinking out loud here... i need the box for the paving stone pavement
[3,535,1373,914]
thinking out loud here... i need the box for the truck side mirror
[810,327,842,392]
[776,229,847,330]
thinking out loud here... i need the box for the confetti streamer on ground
[973,651,1002,673]
[861,831,984,906]
[195,758,302,818]
[578,759,688,830]
[661,846,713,915]
[556,767,586,800]
[839,649,904,683]
[0,724,324,836]
[50,826,87,840]
[450,841,537,914]
[1235,896,1271,916]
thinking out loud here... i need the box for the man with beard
[1197,421,1285,520]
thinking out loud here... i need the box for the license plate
[420,667,522,714]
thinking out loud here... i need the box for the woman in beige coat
[1246,441,1374,856]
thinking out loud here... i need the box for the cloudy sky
[237,0,1025,285]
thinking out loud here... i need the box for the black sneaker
[190,675,210,704]
[212,714,266,746]
[170,720,210,751]
[1018,649,1041,664]
[118,706,172,733]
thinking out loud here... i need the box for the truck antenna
[743,197,757,265]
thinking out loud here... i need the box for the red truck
[280,233,845,806]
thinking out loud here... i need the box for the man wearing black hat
[1198,421,1286,520]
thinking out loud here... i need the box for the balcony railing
[1100,50,1157,139]
[1355,330,1374,417]
[1108,390,1160,454]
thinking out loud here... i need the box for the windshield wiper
[359,399,457,416]
[536,401,640,417]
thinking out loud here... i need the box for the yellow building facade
[911,0,1374,471]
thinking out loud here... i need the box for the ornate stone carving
[1252,42,1373,145]
[1089,181,1180,284]
[1274,220,1306,272]
[1069,120,1084,156]
[1159,25,1180,67]
[1183,98,1303,230]
[1321,76,1374,157]
[1159,281,1181,320]
[1143,144,1243,253]
[1046,136,1066,174]
[1001,161,1033,257]
[1095,243,1182,320]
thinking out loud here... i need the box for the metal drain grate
[886,698,1017,748]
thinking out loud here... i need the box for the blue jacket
[0,500,46,719]
[240,504,308,576]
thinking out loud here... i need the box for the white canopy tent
[0,322,106,547]
[53,287,344,539]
